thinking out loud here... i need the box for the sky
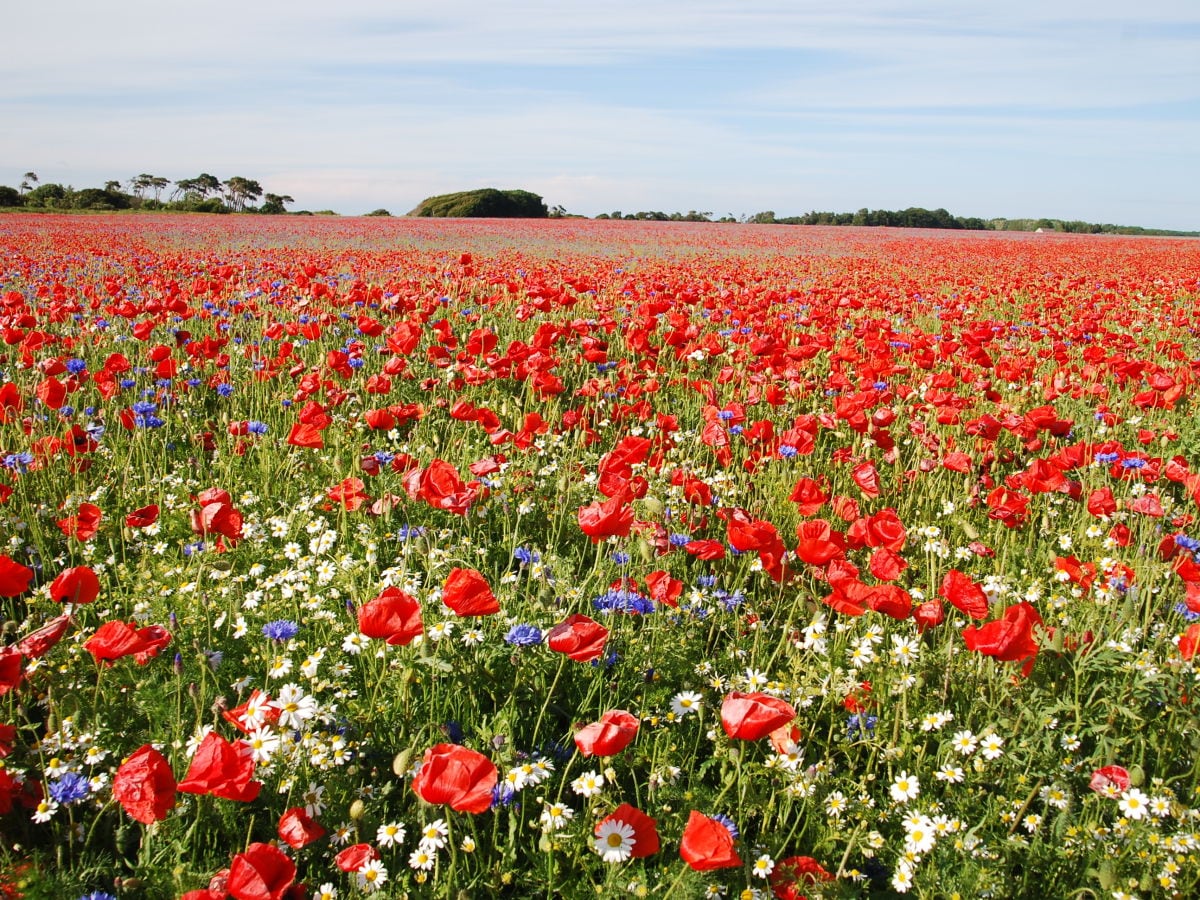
[3,0,1199,229]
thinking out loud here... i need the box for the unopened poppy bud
[348,799,365,821]
[392,749,412,777]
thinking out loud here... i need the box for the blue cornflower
[395,524,426,540]
[1095,452,1120,464]
[717,410,734,421]
[49,771,90,806]
[78,893,117,900]
[263,620,300,642]
[729,424,743,435]
[669,533,691,548]
[490,783,517,808]
[696,575,717,588]
[215,383,234,397]
[873,381,888,391]
[58,406,74,417]
[778,444,799,459]
[593,589,654,615]
[65,358,88,374]
[347,357,364,368]
[442,720,465,744]
[513,546,540,565]
[1121,458,1147,470]
[247,421,268,435]
[610,551,631,566]
[119,378,137,389]
[373,450,395,464]
[131,400,157,416]
[504,624,543,647]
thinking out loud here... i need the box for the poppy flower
[56,502,102,541]
[84,620,172,666]
[679,811,742,870]
[411,743,497,813]
[278,806,325,848]
[1179,622,1200,661]
[644,571,682,608]
[16,613,71,659]
[125,504,160,528]
[178,731,261,802]
[442,568,500,616]
[769,855,835,899]
[0,646,22,697]
[794,520,845,566]
[595,803,659,858]
[227,842,296,900]
[720,692,796,741]
[190,489,243,545]
[414,458,478,514]
[358,586,423,645]
[547,614,609,662]
[0,723,14,759]
[575,709,639,757]
[912,600,945,632]
[578,493,635,542]
[851,461,881,498]
[1089,765,1131,794]
[962,601,1043,676]
[49,566,100,604]
[335,843,380,872]
[112,744,176,824]
[286,421,324,449]
[0,555,33,597]
[938,569,989,619]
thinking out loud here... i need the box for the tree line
[0,172,296,214]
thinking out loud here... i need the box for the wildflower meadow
[1,214,1199,899]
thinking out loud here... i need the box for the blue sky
[3,0,1198,228]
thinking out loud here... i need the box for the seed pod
[392,748,413,777]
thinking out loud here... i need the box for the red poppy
[794,520,845,566]
[0,556,33,597]
[644,571,682,608]
[84,620,172,665]
[190,489,243,545]
[962,602,1043,676]
[683,539,726,560]
[679,811,742,870]
[227,842,296,900]
[851,461,881,498]
[414,458,478,515]
[411,743,497,813]
[865,584,913,620]
[278,806,325,849]
[286,421,324,449]
[575,709,639,757]
[0,647,22,697]
[112,744,176,824]
[56,502,102,541]
[1089,765,1131,794]
[125,504,160,528]
[912,600,945,632]
[578,493,635,542]
[938,569,989,619]
[1179,623,1200,661]
[16,613,70,659]
[327,477,370,511]
[49,566,100,604]
[177,731,261,802]
[769,855,835,900]
[788,477,827,515]
[547,614,609,662]
[335,843,380,872]
[595,803,659,858]
[1086,487,1116,518]
[868,547,907,581]
[442,568,500,616]
[0,723,14,759]
[358,586,423,645]
[720,692,796,741]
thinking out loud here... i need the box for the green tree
[260,193,294,214]
[0,185,22,207]
[19,172,37,193]
[222,176,263,211]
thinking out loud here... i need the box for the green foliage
[0,185,22,207]
[410,188,549,218]
[363,208,392,217]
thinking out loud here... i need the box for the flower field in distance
[1,214,1200,899]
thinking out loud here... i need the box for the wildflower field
[2,214,1200,899]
